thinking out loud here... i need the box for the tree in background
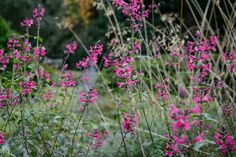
[64,0,94,27]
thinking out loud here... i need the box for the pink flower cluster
[64,41,78,55]
[122,112,139,133]
[113,56,138,88]
[20,80,36,95]
[103,52,113,68]
[165,133,204,156]
[114,0,148,20]
[43,90,53,101]
[20,18,33,28]
[79,88,97,104]
[0,89,19,108]
[79,88,97,111]
[7,35,21,51]
[112,0,149,31]
[22,39,32,52]
[76,43,103,68]
[193,87,212,104]
[165,105,204,156]
[39,68,51,82]
[170,104,202,132]
[214,131,236,155]
[165,135,188,156]
[223,51,236,73]
[185,36,218,83]
[222,104,233,118]
[20,4,45,28]
[0,89,12,108]
[33,4,45,21]
[87,130,109,149]
[0,49,9,70]
[0,133,5,145]
[60,72,77,88]
[5,36,34,65]
[34,47,46,61]
[154,78,170,101]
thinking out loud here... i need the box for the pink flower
[88,130,108,149]
[170,105,202,132]
[76,42,103,69]
[173,120,191,132]
[33,4,45,21]
[7,35,20,50]
[22,39,32,52]
[0,89,12,101]
[60,72,77,87]
[64,41,78,54]
[214,131,236,155]
[112,0,149,31]
[0,49,9,71]
[165,135,188,156]
[170,105,181,118]
[0,89,12,108]
[202,94,212,103]
[20,80,36,95]
[0,133,5,145]
[113,56,139,88]
[20,18,33,28]
[113,0,124,7]
[79,88,97,109]
[39,68,51,81]
[155,80,170,101]
[122,112,139,133]
[34,47,46,61]
[103,52,113,67]
[44,91,53,100]
[193,133,204,143]
[191,104,202,114]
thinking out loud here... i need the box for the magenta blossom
[170,105,202,132]
[0,133,5,145]
[0,49,9,70]
[64,41,78,54]
[193,133,204,143]
[33,4,45,21]
[87,130,109,149]
[20,18,33,28]
[7,35,20,51]
[0,89,12,108]
[214,131,236,155]
[60,72,77,88]
[122,112,139,133]
[20,80,36,95]
[33,47,46,61]
[76,42,103,69]
[39,68,51,81]
[22,39,32,52]
[79,88,97,104]
[165,135,188,156]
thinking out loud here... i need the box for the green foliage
[0,17,13,48]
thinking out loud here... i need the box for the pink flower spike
[20,18,33,28]
[193,134,204,143]
[191,104,202,114]
[170,105,181,118]
[64,41,78,54]
[33,4,45,21]
[122,112,139,133]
